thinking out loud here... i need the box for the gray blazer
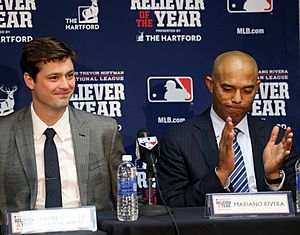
[0,105,125,224]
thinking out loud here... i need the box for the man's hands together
[216,117,293,186]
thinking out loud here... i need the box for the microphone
[135,129,173,218]
[136,129,159,176]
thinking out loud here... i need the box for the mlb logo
[227,0,273,13]
[138,137,158,150]
[147,76,193,103]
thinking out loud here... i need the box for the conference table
[96,207,300,235]
[2,207,300,234]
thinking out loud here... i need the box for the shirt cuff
[265,170,285,191]
[215,167,231,191]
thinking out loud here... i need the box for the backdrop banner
[0,0,299,196]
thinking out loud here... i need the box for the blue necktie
[229,128,249,192]
[44,128,62,207]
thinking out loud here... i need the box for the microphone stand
[139,163,171,216]
[146,169,154,205]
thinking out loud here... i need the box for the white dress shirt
[210,106,284,192]
[31,104,81,208]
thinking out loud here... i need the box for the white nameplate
[205,191,294,218]
[8,206,97,234]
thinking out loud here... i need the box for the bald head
[206,50,260,125]
[212,51,258,80]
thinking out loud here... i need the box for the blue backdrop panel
[0,1,299,176]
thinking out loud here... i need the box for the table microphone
[136,129,159,178]
[135,129,171,217]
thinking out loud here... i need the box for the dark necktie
[229,128,249,192]
[44,128,62,207]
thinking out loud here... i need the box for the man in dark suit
[157,50,298,207]
[0,38,125,224]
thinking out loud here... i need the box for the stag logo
[0,85,18,116]
[136,31,144,42]
[79,0,99,23]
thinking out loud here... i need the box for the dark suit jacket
[157,107,298,207]
[0,105,125,224]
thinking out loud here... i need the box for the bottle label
[118,179,137,196]
[296,172,300,189]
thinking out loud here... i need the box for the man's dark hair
[20,37,76,81]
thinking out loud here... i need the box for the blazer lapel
[14,107,38,208]
[69,108,90,206]
[248,116,267,191]
[192,108,220,169]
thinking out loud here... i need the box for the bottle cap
[122,155,132,161]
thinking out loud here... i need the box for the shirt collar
[210,105,250,139]
[31,103,70,141]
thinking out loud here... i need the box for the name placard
[7,206,97,234]
[205,191,294,218]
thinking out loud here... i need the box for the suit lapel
[248,116,267,191]
[192,108,220,168]
[14,106,38,208]
[69,108,90,206]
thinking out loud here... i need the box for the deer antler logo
[81,0,99,23]
[0,85,18,116]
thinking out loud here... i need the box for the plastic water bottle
[296,157,300,213]
[117,155,138,221]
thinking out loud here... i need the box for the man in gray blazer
[0,38,125,224]
[157,51,299,207]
